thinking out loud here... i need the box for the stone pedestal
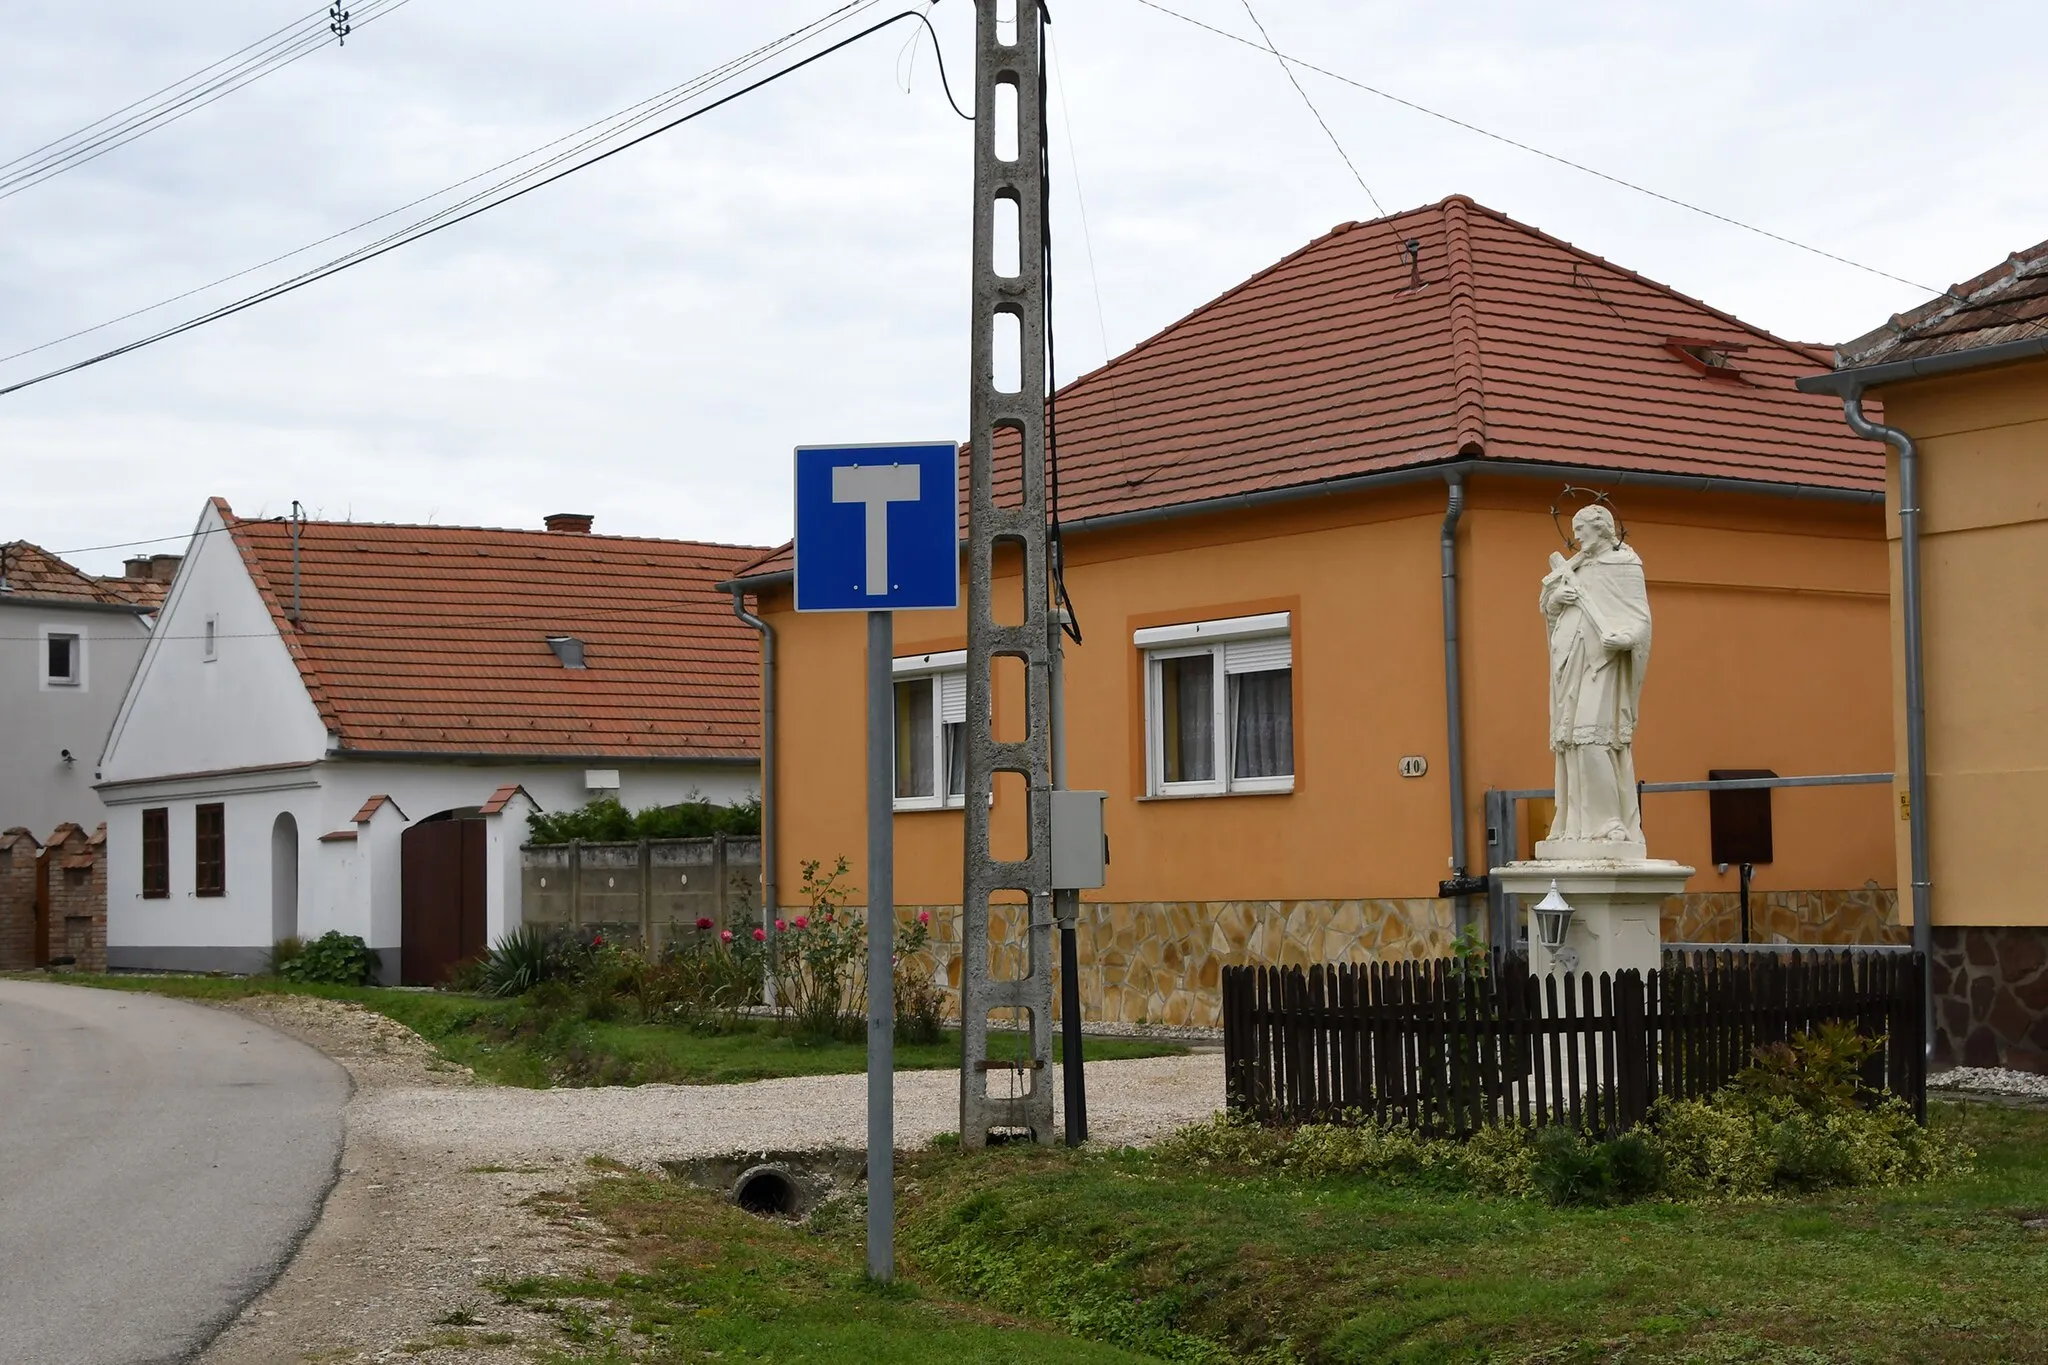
[1491,858,1694,981]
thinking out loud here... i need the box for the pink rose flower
[752,927,766,942]
[793,915,810,929]
[917,910,931,925]
[720,929,734,943]
[696,916,714,931]
[775,919,787,933]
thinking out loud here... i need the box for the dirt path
[198,998,629,1364]
[196,998,1225,1363]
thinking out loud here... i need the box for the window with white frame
[892,649,968,810]
[1137,612,1294,797]
[44,631,81,686]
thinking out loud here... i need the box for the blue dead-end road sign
[794,441,959,612]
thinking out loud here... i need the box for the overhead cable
[0,5,968,399]
[1233,0,1385,217]
[0,0,413,202]
[1132,0,1940,295]
[0,0,887,367]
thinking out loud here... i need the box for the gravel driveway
[198,995,1223,1364]
[355,1051,1221,1168]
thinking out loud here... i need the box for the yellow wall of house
[756,473,1894,924]
[1874,358,2048,926]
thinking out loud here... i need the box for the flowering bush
[772,857,867,1041]
[894,906,948,1044]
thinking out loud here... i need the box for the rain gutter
[1799,379,1937,1066]
[730,587,778,932]
[1440,473,1471,922]
[718,460,1881,596]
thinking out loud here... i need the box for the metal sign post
[961,0,1056,1149]
[793,438,959,1281]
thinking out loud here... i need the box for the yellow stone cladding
[1658,887,1904,946]
[889,898,1454,1029]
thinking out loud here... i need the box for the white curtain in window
[1164,654,1216,782]
[944,722,967,798]
[895,679,935,798]
[1232,668,1293,778]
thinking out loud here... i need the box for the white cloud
[2,0,2041,572]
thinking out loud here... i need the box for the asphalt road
[0,981,348,1365]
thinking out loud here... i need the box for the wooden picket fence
[1221,951,1926,1137]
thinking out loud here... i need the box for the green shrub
[267,935,305,976]
[525,796,760,845]
[1532,1125,1611,1206]
[481,924,571,997]
[279,931,380,986]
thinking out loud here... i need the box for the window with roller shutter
[891,649,969,810]
[1135,612,1295,797]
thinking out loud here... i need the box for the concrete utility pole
[960,0,1056,1148]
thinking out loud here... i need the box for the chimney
[544,512,594,535]
[127,554,181,581]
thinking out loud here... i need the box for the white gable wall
[0,597,149,834]
[99,504,328,785]
[106,754,758,978]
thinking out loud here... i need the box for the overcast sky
[4,0,2041,574]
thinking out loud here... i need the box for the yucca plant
[481,923,563,997]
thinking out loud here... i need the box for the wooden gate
[400,817,486,985]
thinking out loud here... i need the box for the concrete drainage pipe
[732,1164,800,1217]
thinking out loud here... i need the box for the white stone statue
[1537,504,1652,859]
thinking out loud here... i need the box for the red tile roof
[0,542,153,609]
[479,783,530,815]
[728,195,1881,585]
[97,575,171,612]
[1837,236,2048,368]
[349,795,404,823]
[217,500,769,761]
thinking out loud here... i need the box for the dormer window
[1664,336,1750,383]
[547,635,586,669]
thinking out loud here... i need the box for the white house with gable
[99,499,768,982]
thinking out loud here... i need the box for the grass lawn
[35,972,1186,1087]
[508,1100,2048,1363]
[494,1171,1155,1364]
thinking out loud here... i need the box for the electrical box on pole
[961,0,1056,1148]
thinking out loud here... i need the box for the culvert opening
[733,1164,800,1217]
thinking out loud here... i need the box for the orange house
[724,197,1901,1026]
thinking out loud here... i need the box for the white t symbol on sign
[832,463,922,597]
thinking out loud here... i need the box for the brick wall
[0,829,37,970]
[44,823,108,973]
[0,823,107,973]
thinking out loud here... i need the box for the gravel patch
[354,1052,1225,1169]
[194,995,1222,1364]
[1931,1066,2048,1098]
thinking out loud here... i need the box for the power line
[1131,0,1941,295]
[0,5,330,175]
[1,1,884,368]
[0,5,967,400]
[0,1,410,201]
[1233,0,1385,217]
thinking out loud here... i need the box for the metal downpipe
[1841,394,1935,1063]
[1440,475,1471,932]
[730,588,779,990]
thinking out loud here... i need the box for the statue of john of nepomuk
[1539,504,1652,853]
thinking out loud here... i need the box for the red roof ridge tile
[1442,197,1487,454]
[480,783,530,815]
